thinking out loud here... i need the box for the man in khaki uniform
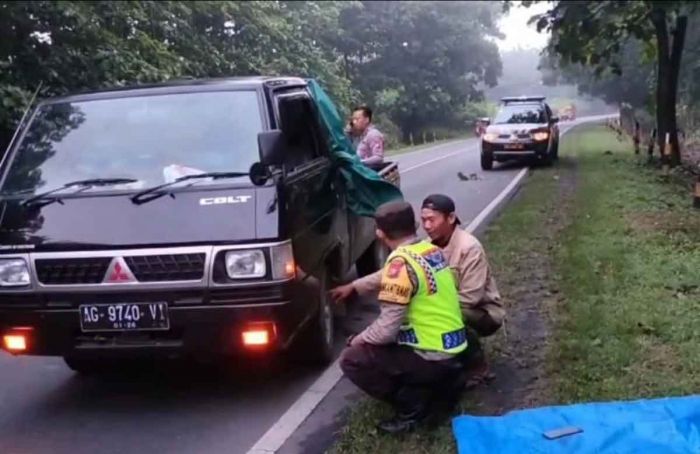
[331,194,504,382]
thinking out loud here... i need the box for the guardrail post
[647,128,656,162]
[662,132,671,175]
[633,120,640,154]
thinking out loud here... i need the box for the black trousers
[339,343,464,415]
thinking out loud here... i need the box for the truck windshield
[0,90,263,195]
[494,104,546,125]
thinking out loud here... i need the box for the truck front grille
[124,254,206,282]
[35,253,206,285]
[36,257,112,285]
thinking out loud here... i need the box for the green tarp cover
[307,79,403,217]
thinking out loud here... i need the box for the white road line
[402,147,475,173]
[246,116,612,454]
[393,137,474,161]
[465,167,529,233]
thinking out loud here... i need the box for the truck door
[274,92,348,280]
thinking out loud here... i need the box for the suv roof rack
[501,96,546,104]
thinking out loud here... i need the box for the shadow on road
[491,159,529,171]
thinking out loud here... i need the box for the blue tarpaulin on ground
[452,395,700,454]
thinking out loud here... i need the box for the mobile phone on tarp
[543,426,584,440]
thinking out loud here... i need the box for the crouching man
[333,194,504,386]
[339,201,467,434]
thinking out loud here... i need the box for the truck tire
[552,141,560,160]
[356,239,389,277]
[481,152,494,170]
[294,272,335,365]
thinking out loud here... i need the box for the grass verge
[551,125,700,402]
[331,123,700,453]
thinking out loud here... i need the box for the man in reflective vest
[332,194,504,387]
[339,201,467,434]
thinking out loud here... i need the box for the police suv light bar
[501,96,546,104]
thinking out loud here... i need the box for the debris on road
[458,171,481,181]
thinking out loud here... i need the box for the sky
[497,1,551,51]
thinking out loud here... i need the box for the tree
[333,1,503,140]
[538,39,654,110]
[527,0,694,166]
[0,1,356,152]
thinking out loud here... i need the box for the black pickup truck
[0,77,400,372]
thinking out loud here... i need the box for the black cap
[421,194,461,225]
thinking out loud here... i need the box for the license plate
[504,143,525,150]
[79,302,169,332]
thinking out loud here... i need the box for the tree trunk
[650,8,670,160]
[650,9,687,167]
[668,15,688,166]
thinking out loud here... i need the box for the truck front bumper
[0,282,314,359]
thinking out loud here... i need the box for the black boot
[377,408,426,434]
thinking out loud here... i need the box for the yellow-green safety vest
[390,241,467,354]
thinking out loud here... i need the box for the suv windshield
[0,90,263,195]
[494,104,546,125]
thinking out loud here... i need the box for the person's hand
[329,283,355,304]
[345,334,356,346]
[346,333,364,347]
[350,334,365,347]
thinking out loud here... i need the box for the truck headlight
[532,131,549,141]
[0,259,31,287]
[225,250,266,279]
[271,242,295,280]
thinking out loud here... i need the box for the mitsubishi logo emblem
[103,257,137,284]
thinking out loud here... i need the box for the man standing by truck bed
[331,194,504,384]
[349,106,385,167]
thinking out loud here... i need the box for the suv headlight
[482,133,498,142]
[532,131,549,141]
[0,259,31,287]
[225,250,266,279]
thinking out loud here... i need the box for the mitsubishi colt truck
[0,77,399,373]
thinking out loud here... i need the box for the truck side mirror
[551,116,559,124]
[251,130,286,186]
[258,130,286,167]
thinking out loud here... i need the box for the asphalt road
[0,119,594,454]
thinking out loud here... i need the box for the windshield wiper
[130,171,249,205]
[20,178,139,207]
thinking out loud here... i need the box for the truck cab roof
[44,76,309,104]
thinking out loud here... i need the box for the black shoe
[376,410,426,434]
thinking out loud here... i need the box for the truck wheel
[294,272,335,365]
[356,239,389,277]
[552,141,560,160]
[480,152,494,170]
